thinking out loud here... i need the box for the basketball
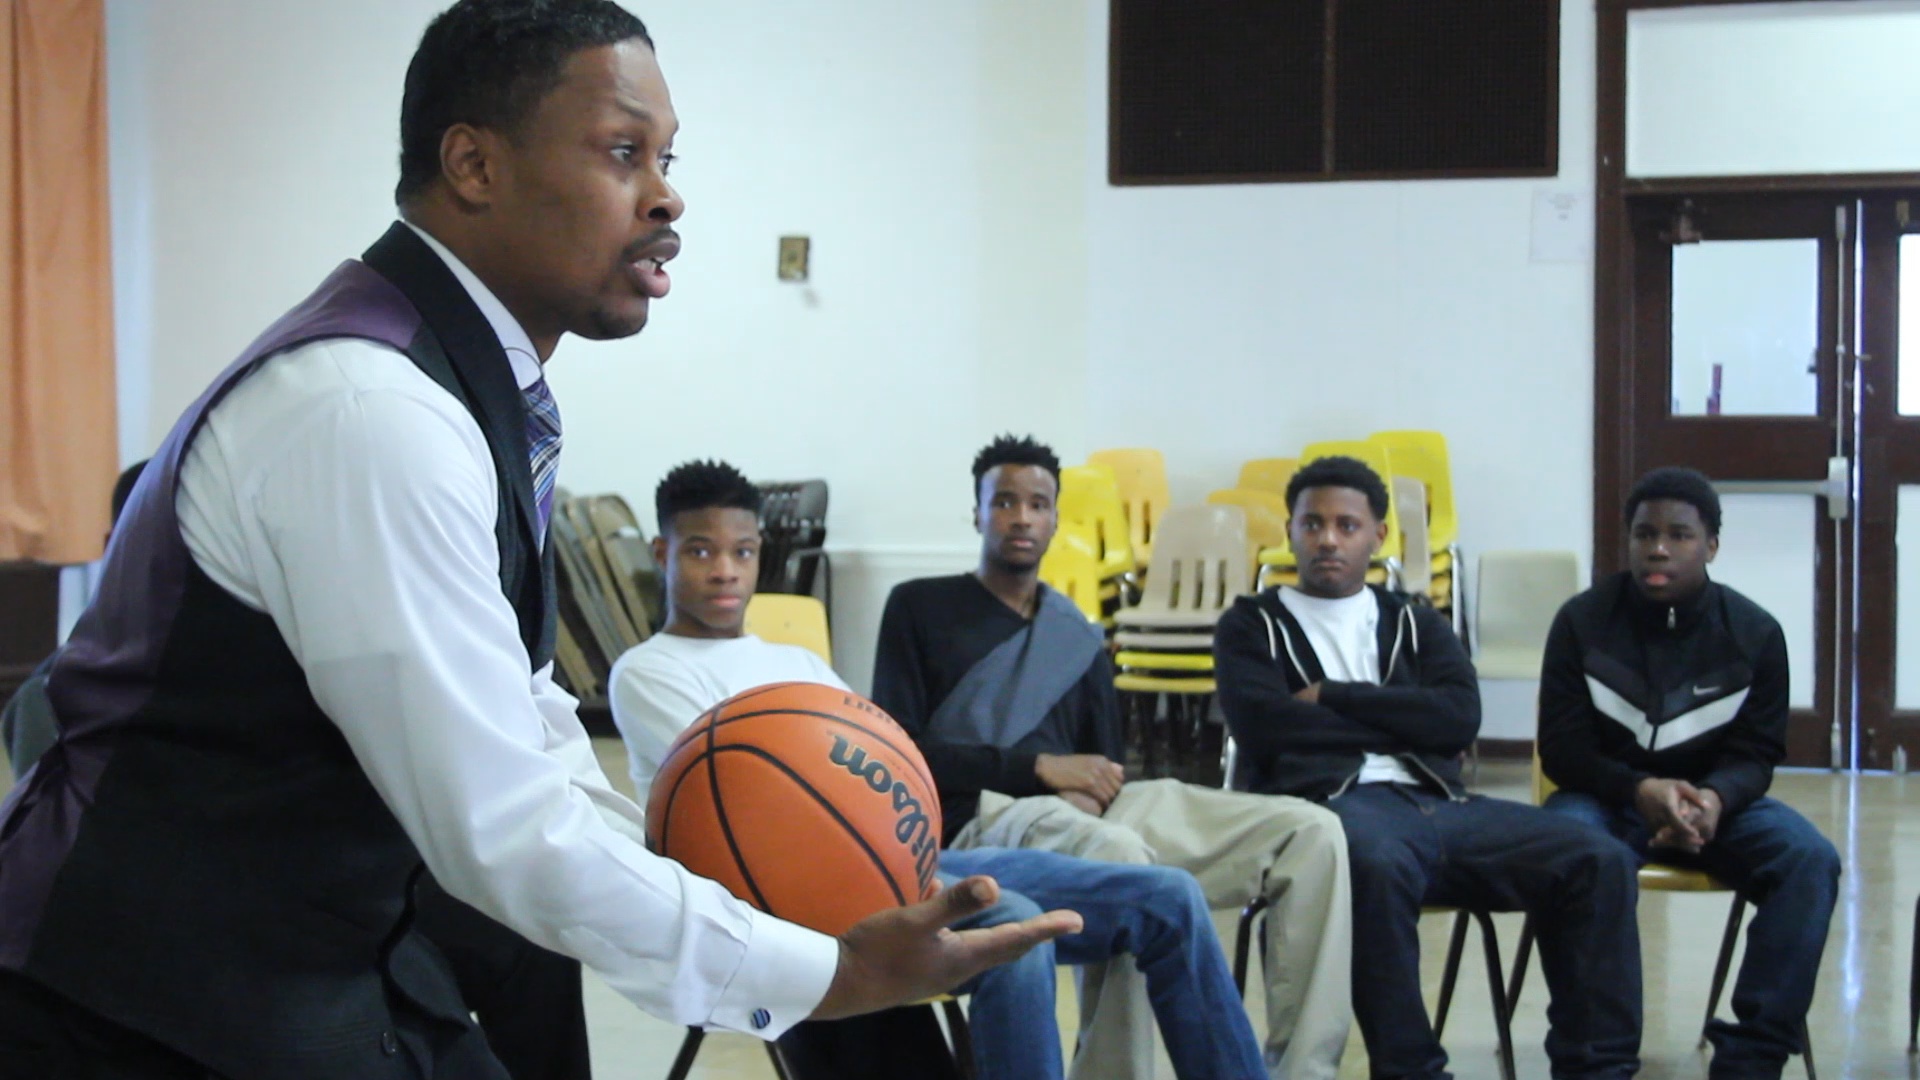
[644,681,944,937]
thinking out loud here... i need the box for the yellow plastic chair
[1058,465,1136,581]
[1039,528,1109,626]
[1088,448,1171,567]
[1507,759,1816,1077]
[1256,441,1401,590]
[743,593,833,666]
[1235,457,1297,499]
[1370,430,1458,574]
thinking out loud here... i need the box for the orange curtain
[1,0,115,564]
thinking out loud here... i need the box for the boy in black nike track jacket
[1541,467,1839,1080]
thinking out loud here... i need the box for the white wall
[1628,1,1920,179]
[1081,1,1600,739]
[102,0,1597,714]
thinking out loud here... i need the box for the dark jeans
[1328,785,1642,1080]
[1545,792,1839,1079]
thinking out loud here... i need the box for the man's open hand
[811,876,1083,1020]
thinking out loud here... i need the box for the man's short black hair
[1287,455,1390,522]
[655,460,762,535]
[971,434,1061,499]
[396,0,652,204]
[110,460,148,526]
[1626,466,1722,537]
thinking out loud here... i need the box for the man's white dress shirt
[172,222,837,1037]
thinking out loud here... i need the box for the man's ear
[437,123,503,209]
[650,535,668,566]
[1705,534,1720,563]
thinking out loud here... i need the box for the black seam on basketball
[651,700,728,854]
[705,744,910,908]
[697,707,939,802]
[653,744,721,858]
[704,706,773,912]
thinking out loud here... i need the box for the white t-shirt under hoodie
[1278,587,1417,786]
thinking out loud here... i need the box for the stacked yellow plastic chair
[1370,431,1460,626]
[1256,440,1402,592]
[1087,448,1170,569]
[1038,528,1110,627]
[1235,457,1296,499]
[1047,464,1136,618]
[1112,504,1249,783]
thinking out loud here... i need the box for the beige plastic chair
[1115,504,1249,631]
[1472,550,1580,678]
[1206,488,1289,567]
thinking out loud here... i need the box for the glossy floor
[2,745,1913,1078]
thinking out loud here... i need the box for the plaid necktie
[523,376,562,535]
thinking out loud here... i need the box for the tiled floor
[3,743,1915,1078]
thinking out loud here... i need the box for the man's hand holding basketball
[811,876,1082,1020]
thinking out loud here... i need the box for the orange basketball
[644,681,944,937]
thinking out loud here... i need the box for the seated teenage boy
[1540,466,1839,1080]
[872,435,1352,1080]
[1213,454,1642,1080]
[611,460,1266,1080]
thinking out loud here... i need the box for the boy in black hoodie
[1540,467,1839,1080]
[1215,456,1641,1080]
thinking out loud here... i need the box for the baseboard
[1476,738,1535,762]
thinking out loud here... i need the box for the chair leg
[1800,1015,1816,1080]
[1433,909,1471,1040]
[942,998,976,1080]
[1471,910,1518,1080]
[1232,897,1268,997]
[1505,913,1536,1018]
[765,1040,797,1080]
[1909,891,1920,1053]
[665,1027,704,1080]
[1700,894,1748,1050]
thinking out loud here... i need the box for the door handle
[1712,456,1851,520]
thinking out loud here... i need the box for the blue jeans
[941,846,1266,1080]
[1545,792,1840,1078]
[940,866,1063,1080]
[1328,786,1642,1080]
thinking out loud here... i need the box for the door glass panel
[1671,239,1821,417]
[1900,234,1920,414]
[1711,494,1818,710]
[1897,486,1920,709]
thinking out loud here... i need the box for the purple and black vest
[0,224,554,1078]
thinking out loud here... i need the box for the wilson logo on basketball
[827,733,940,894]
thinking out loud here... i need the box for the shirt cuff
[703,909,840,1040]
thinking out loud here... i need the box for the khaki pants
[953,778,1351,1080]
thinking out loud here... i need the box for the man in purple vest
[0,3,1072,1078]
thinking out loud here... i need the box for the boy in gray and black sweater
[1541,466,1839,1080]
[1215,456,1642,1080]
